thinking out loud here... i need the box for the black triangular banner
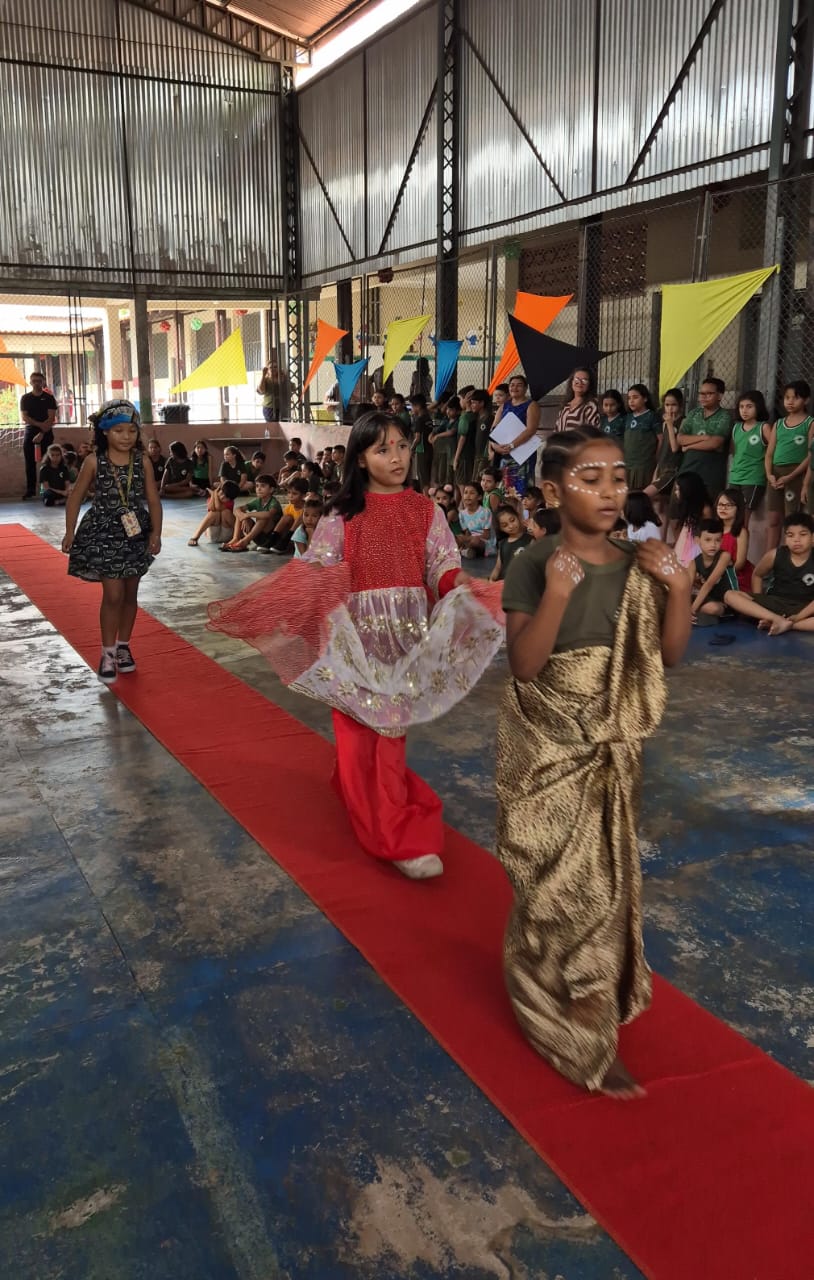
[508,315,611,402]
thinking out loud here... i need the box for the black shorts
[728,482,765,511]
[749,593,803,617]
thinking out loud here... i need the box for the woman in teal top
[728,389,771,519]
[622,384,661,490]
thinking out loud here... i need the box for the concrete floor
[0,499,811,1280]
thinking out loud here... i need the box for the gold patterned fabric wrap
[496,564,667,1091]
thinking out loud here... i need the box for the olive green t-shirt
[502,534,631,655]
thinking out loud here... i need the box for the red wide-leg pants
[331,710,444,861]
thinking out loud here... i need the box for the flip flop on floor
[187,538,200,546]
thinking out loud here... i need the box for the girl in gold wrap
[497,431,691,1098]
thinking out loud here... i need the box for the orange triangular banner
[303,319,349,392]
[488,293,572,394]
[0,334,27,387]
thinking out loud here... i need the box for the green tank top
[729,422,767,485]
[773,417,812,467]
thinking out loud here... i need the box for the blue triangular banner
[332,358,369,410]
[433,339,462,398]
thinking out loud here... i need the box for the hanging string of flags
[158,269,781,406]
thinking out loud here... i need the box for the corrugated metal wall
[298,0,779,278]
[298,2,436,282]
[0,0,282,293]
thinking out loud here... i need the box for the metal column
[281,64,304,421]
[755,0,804,409]
[336,280,354,364]
[133,288,154,427]
[435,0,459,350]
[576,217,602,351]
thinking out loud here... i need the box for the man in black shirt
[20,371,58,499]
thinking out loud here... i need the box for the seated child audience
[187,480,241,545]
[490,505,532,581]
[331,444,346,482]
[300,460,323,492]
[715,488,753,591]
[520,484,543,524]
[220,476,283,553]
[671,472,712,566]
[457,481,496,558]
[146,438,166,484]
[62,449,78,483]
[690,518,738,623]
[190,440,212,495]
[724,512,814,635]
[625,490,662,542]
[528,506,562,540]
[292,497,323,557]
[161,441,196,497]
[262,476,309,555]
[277,450,302,486]
[218,445,253,493]
[39,443,71,506]
[247,450,267,486]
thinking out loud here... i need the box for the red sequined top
[343,489,434,592]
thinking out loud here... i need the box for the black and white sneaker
[98,653,117,684]
[116,644,136,673]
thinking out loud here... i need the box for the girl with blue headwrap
[62,399,162,684]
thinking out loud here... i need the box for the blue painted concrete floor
[0,500,811,1280]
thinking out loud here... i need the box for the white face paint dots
[564,459,628,497]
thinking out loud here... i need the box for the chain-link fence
[299,172,814,423]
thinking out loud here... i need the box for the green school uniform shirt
[729,422,768,485]
[242,495,282,517]
[623,410,660,470]
[678,406,733,495]
[456,411,477,472]
[772,417,812,468]
[430,418,455,456]
[502,534,631,655]
[601,414,626,442]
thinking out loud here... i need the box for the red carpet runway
[2,524,811,1279]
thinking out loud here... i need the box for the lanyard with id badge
[115,456,141,537]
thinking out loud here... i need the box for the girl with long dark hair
[208,411,504,880]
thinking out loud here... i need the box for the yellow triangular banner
[659,266,778,399]
[382,314,430,384]
[170,328,247,394]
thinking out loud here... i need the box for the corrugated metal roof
[229,0,372,43]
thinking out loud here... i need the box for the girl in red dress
[209,412,504,879]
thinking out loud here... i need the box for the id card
[121,510,141,538]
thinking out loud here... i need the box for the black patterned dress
[68,450,154,582]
